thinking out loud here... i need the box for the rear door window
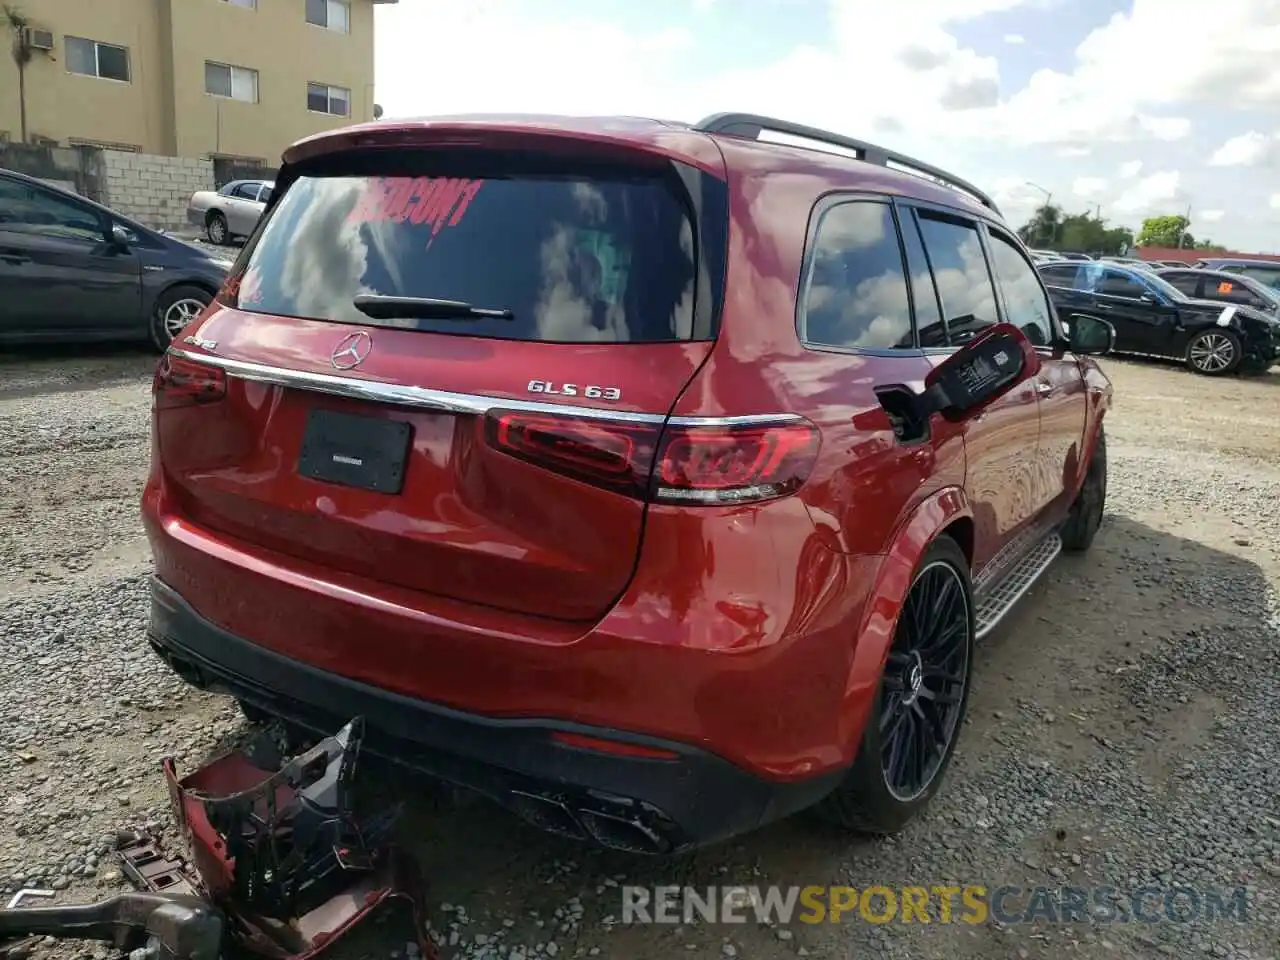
[1095,268,1147,299]
[235,162,699,342]
[914,211,1000,346]
[800,200,914,350]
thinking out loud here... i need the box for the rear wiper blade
[352,294,514,322]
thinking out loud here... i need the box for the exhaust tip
[507,791,587,842]
[577,808,670,855]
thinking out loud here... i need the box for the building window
[205,62,259,103]
[306,0,350,33]
[307,82,351,117]
[221,0,257,7]
[66,37,130,82]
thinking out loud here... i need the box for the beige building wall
[1,0,390,164]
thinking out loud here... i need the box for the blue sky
[375,0,1280,251]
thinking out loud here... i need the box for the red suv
[142,112,1115,854]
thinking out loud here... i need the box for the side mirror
[1139,291,1159,304]
[110,223,132,248]
[921,323,1040,422]
[1065,313,1116,356]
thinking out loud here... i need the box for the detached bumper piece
[0,718,436,960]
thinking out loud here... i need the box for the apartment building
[1,0,396,166]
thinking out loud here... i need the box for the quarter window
[914,212,999,347]
[987,231,1054,347]
[801,200,914,350]
[307,82,351,117]
[306,0,350,32]
[66,37,130,82]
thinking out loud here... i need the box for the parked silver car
[187,179,274,245]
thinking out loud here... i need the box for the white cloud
[1271,194,1280,210]
[1200,210,1226,222]
[1058,146,1091,158]
[1112,171,1183,215]
[1072,177,1107,198]
[1118,160,1143,178]
[1209,131,1279,166]
[1004,33,1026,43]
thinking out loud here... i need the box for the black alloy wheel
[816,535,974,834]
[879,558,971,801]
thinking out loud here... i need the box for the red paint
[143,115,1111,806]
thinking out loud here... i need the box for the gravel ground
[1,348,1278,960]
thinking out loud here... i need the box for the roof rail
[693,112,1000,215]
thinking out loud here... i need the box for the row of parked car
[1032,255,1280,376]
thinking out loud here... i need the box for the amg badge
[527,380,622,401]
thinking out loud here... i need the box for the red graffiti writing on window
[347,176,485,247]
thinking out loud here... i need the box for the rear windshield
[234,165,699,342]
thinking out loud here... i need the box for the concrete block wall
[100,151,215,234]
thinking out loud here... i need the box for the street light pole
[1026,181,1055,245]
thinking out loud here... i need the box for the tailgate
[154,139,727,622]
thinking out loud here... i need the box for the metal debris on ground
[0,718,436,960]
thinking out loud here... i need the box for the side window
[232,183,258,200]
[1238,266,1280,291]
[986,231,1053,347]
[800,200,914,350]
[914,212,999,346]
[1095,268,1148,299]
[900,209,946,347]
[1038,264,1081,289]
[1162,272,1202,298]
[0,182,103,242]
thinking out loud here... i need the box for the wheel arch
[204,206,227,225]
[834,485,973,758]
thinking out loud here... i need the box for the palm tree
[4,4,31,143]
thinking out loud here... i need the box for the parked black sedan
[1038,259,1280,376]
[0,168,232,351]
[1153,266,1280,318]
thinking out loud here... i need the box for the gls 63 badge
[527,380,622,401]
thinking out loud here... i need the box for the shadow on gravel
[178,509,1275,959]
[0,343,157,398]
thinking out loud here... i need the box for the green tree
[1135,215,1191,248]
[3,5,31,144]
[1016,203,1064,247]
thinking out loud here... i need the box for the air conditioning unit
[24,27,55,51]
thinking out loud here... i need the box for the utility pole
[1176,203,1192,248]
[1026,181,1055,245]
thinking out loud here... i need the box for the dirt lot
[1,349,1277,960]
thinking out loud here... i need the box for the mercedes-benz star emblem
[330,331,372,371]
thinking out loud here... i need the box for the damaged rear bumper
[147,576,842,855]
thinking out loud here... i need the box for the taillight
[153,354,226,410]
[484,412,819,505]
[654,421,820,504]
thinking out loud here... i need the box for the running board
[973,530,1062,640]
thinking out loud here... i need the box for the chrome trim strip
[169,349,804,429]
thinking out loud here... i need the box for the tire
[816,535,975,834]
[149,284,213,352]
[1060,425,1107,553]
[1184,328,1241,376]
[205,211,229,245]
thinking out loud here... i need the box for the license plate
[297,409,413,495]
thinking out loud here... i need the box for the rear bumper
[148,576,844,853]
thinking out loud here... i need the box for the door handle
[0,249,31,266]
[1093,302,1115,311]
[1036,382,1053,395]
